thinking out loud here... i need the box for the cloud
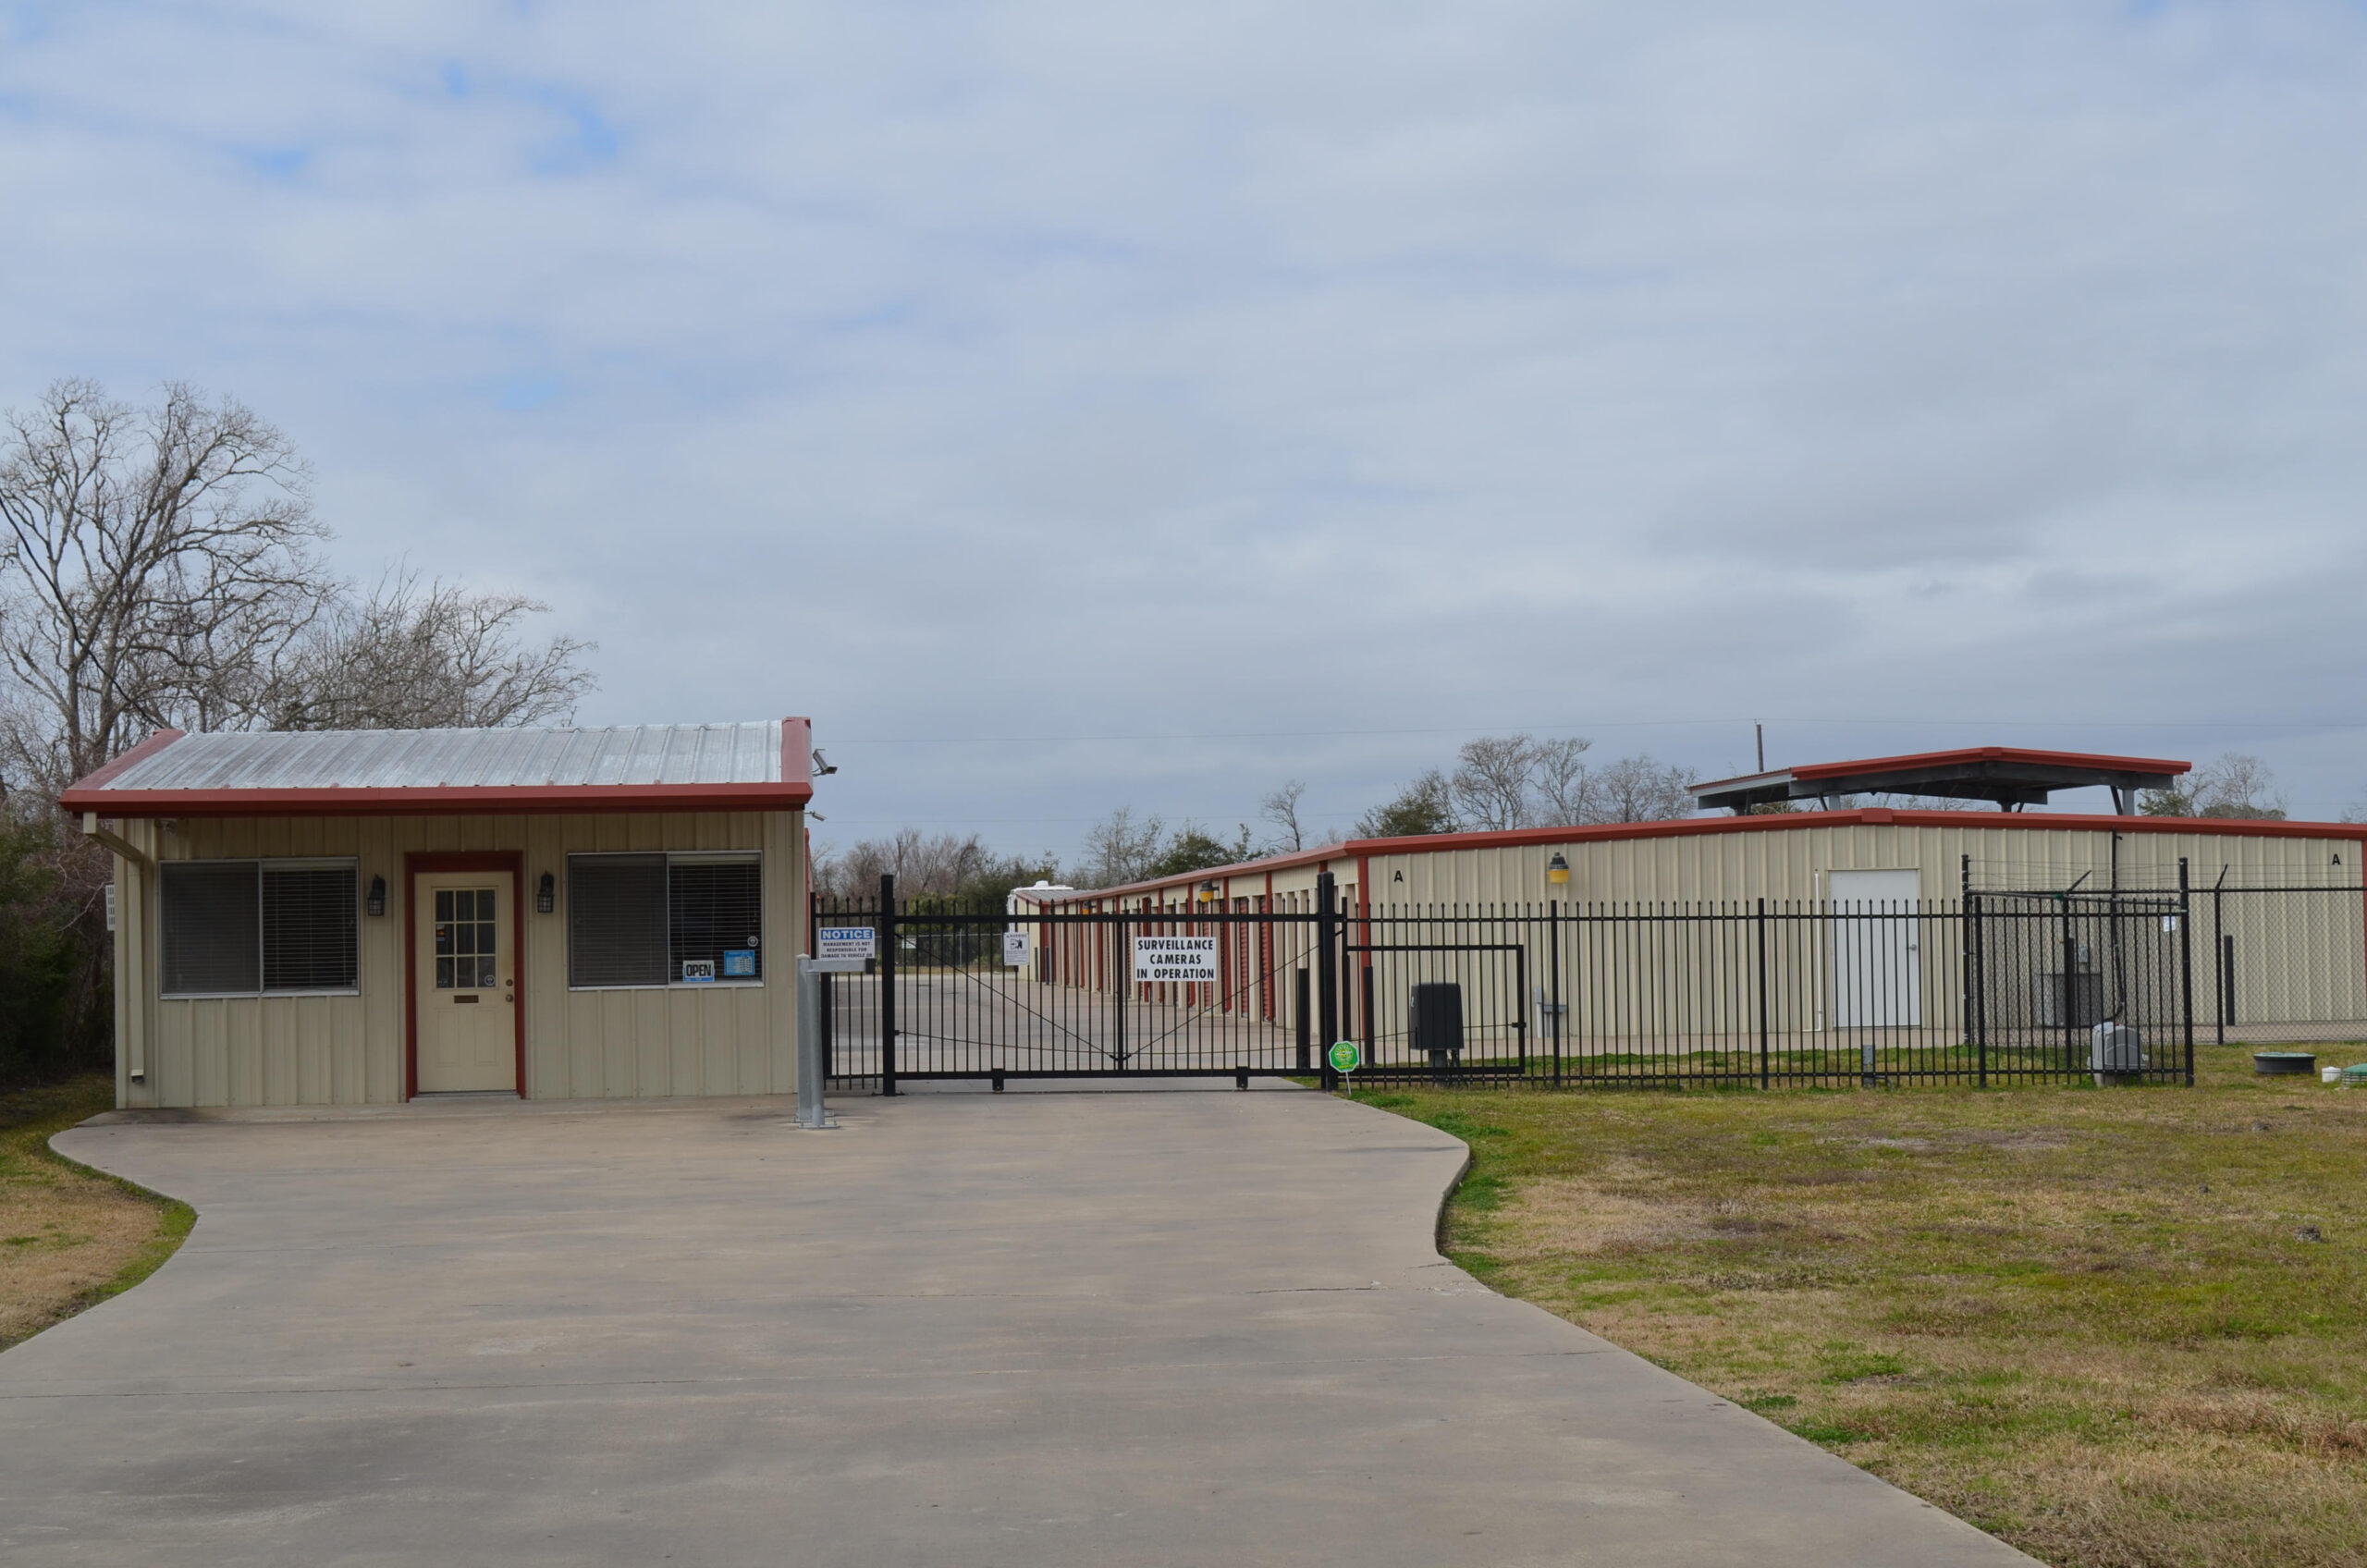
[5,1,2367,846]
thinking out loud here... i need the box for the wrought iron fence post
[1551,899,1564,1087]
[2178,857,2195,1085]
[1958,854,1974,1066]
[1294,966,1311,1073]
[1114,910,1128,1072]
[2061,900,2078,1084]
[1317,873,1339,1089]
[878,873,898,1096]
[1968,889,1987,1088]
[1755,898,1771,1089]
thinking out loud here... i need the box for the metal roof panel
[94,722,786,793]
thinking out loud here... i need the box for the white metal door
[416,874,518,1092]
[1830,869,1921,1027]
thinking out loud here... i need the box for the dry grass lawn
[1357,1042,2367,1568]
[0,1074,190,1352]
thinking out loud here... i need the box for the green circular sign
[1327,1039,1361,1074]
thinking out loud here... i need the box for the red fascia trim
[782,717,813,791]
[403,851,528,1101]
[1349,809,2367,853]
[58,780,815,818]
[1786,745,2192,781]
[57,728,186,809]
[1071,807,2367,901]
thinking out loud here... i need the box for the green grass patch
[1362,1044,2367,1568]
[0,1075,193,1352]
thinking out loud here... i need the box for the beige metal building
[1033,778,2367,1046]
[62,720,814,1109]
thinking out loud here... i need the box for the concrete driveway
[2,1087,2031,1566]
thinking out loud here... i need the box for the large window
[161,860,359,997]
[568,853,762,988]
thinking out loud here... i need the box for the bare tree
[1258,779,1309,852]
[813,829,1058,904]
[2140,753,2288,820]
[2191,753,2287,819]
[1450,735,1539,831]
[1078,805,1165,888]
[1587,753,1695,824]
[821,828,988,900]
[0,379,331,793]
[269,570,594,730]
[1530,735,1595,826]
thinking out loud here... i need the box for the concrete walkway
[1,1088,2032,1566]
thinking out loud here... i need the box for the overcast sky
[6,2,2364,858]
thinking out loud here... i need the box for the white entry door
[1830,869,1921,1027]
[416,873,519,1093]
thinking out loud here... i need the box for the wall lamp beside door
[537,872,557,913]
[365,875,387,917]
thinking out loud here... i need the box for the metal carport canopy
[1688,746,2190,815]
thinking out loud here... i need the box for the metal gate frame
[816,872,1355,1093]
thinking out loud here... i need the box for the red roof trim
[61,729,186,804]
[1064,808,2365,900]
[782,717,813,791]
[55,781,813,819]
[1788,746,2192,781]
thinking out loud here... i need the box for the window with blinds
[567,855,668,988]
[161,863,263,995]
[568,853,762,988]
[263,865,360,991]
[162,860,359,997]
[669,859,763,984]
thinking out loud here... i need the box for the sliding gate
[814,876,1335,1091]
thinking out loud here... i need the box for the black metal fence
[811,864,2366,1093]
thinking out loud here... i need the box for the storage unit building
[1028,751,2367,1046]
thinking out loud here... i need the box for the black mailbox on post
[1411,982,1466,1080]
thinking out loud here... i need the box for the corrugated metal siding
[115,810,803,1109]
[1062,821,2366,1035]
[99,722,783,792]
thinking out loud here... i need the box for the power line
[823,717,2367,746]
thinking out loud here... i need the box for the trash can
[1411,982,1465,1080]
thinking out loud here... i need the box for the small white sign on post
[1002,931,1030,967]
[817,925,876,961]
[1133,935,1220,983]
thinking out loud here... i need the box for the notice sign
[1134,935,1220,983]
[817,926,876,961]
[1002,931,1030,967]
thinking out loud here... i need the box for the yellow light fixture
[1546,851,1570,888]
[1196,880,1220,905]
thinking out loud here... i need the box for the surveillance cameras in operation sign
[1132,935,1220,983]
